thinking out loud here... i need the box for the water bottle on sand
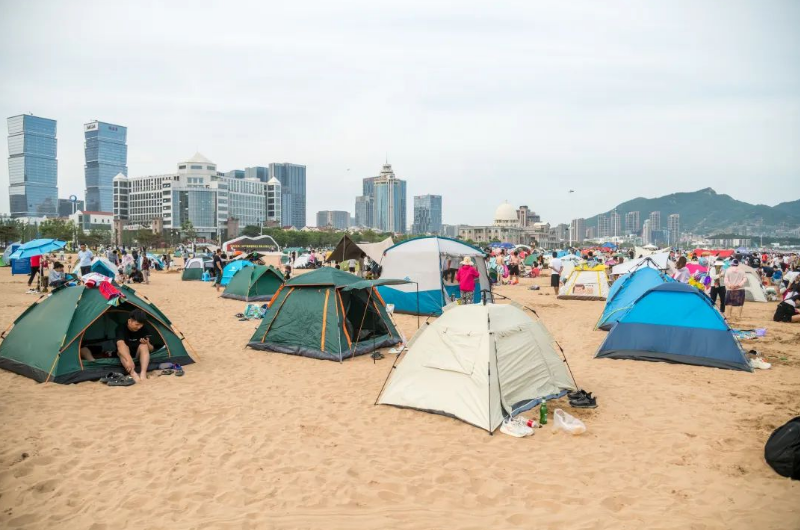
[540,399,548,425]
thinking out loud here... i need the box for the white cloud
[1,0,798,225]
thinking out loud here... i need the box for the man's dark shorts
[550,273,560,288]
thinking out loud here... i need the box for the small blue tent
[221,260,254,287]
[595,283,752,372]
[597,267,673,330]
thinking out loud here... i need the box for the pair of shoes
[570,392,597,409]
[568,389,587,400]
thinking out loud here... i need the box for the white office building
[113,153,275,238]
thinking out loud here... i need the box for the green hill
[584,188,800,235]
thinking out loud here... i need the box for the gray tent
[377,303,577,432]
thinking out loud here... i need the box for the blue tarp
[595,283,752,372]
[597,268,672,330]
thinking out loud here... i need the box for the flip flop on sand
[160,369,175,376]
[106,375,136,387]
[99,372,125,383]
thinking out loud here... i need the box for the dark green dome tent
[220,265,284,302]
[0,284,194,383]
[248,268,407,361]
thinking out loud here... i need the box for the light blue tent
[597,266,673,330]
[595,283,752,372]
[220,260,255,287]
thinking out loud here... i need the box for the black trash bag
[765,417,800,480]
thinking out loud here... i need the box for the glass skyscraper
[84,121,127,213]
[373,163,407,234]
[7,114,58,218]
[270,163,306,228]
[412,194,442,234]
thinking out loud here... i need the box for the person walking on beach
[78,243,93,276]
[508,251,521,285]
[724,259,747,321]
[455,256,480,304]
[141,252,151,284]
[550,251,562,295]
[212,249,224,292]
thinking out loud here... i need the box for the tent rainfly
[72,257,118,279]
[377,303,577,432]
[739,264,768,303]
[597,265,673,330]
[0,284,194,383]
[220,260,255,287]
[247,268,406,361]
[221,265,284,302]
[558,264,610,301]
[326,234,395,265]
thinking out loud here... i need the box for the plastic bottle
[525,418,538,428]
[539,399,548,425]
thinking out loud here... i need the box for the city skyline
[1,2,797,227]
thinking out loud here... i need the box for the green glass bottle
[539,399,548,425]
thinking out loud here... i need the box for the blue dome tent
[597,265,673,330]
[220,260,255,287]
[595,283,752,372]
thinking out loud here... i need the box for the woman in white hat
[455,256,480,305]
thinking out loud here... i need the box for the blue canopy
[489,242,515,249]
[10,239,66,260]
[597,267,673,330]
[220,260,254,286]
[601,242,618,249]
[595,283,752,372]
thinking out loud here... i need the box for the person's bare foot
[138,372,147,383]
[130,371,141,383]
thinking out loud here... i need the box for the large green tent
[220,265,284,302]
[0,284,194,383]
[247,268,405,361]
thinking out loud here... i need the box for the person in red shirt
[28,254,41,289]
[455,256,480,305]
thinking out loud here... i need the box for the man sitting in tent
[79,309,154,383]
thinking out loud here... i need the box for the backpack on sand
[765,417,800,480]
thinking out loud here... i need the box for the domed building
[494,201,519,227]
[457,201,558,247]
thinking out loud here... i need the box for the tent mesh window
[339,289,391,342]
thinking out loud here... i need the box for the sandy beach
[0,266,797,530]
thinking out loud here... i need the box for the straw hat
[460,256,474,266]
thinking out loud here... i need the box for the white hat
[460,256,474,266]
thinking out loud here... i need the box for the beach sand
[0,267,798,529]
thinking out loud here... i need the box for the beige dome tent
[739,264,768,303]
[558,264,610,301]
[376,303,577,433]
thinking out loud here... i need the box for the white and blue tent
[595,283,752,372]
[378,237,491,315]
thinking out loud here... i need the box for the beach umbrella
[9,239,67,260]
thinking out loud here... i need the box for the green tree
[40,219,77,242]
[0,220,21,246]
[181,221,197,242]
[241,225,261,237]
[135,229,160,248]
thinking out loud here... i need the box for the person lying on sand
[80,309,154,383]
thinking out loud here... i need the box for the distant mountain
[584,188,800,235]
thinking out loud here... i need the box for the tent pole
[416,282,420,329]
[487,361,493,436]
[554,340,580,389]
[374,350,402,406]
[351,288,374,360]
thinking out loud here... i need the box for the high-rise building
[585,226,597,240]
[363,176,378,197]
[354,195,374,228]
[624,211,640,235]
[245,166,269,182]
[225,169,245,179]
[668,214,680,247]
[270,163,306,228]
[649,211,661,231]
[411,194,442,234]
[610,210,621,238]
[570,218,585,243]
[316,210,350,230]
[642,219,652,245]
[113,153,275,238]
[267,177,281,224]
[58,198,84,218]
[8,114,58,217]
[373,163,407,233]
[84,121,127,213]
[597,214,610,238]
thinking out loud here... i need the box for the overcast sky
[1,0,798,226]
